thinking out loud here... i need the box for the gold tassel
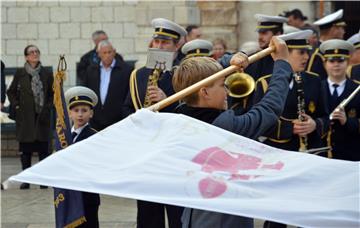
[53,55,67,130]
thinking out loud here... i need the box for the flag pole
[147,46,275,112]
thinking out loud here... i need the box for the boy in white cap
[346,31,360,83]
[123,18,187,228]
[319,39,360,161]
[306,9,346,79]
[64,86,101,228]
[181,39,213,59]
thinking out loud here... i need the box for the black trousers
[19,141,49,170]
[137,200,183,228]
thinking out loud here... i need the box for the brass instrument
[143,67,162,108]
[294,73,308,152]
[225,72,255,98]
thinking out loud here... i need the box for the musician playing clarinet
[320,39,360,161]
[254,30,330,154]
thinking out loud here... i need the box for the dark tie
[330,84,339,111]
[71,132,78,142]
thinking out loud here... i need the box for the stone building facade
[1,0,319,88]
[3,1,345,156]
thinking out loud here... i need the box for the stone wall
[1,0,316,89]
[1,130,19,156]
[1,1,316,156]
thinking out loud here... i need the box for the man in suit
[320,39,360,161]
[65,86,100,227]
[82,40,133,131]
[306,9,346,80]
[123,18,187,228]
[77,30,124,85]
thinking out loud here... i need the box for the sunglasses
[26,50,40,56]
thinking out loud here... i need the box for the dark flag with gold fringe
[53,55,86,228]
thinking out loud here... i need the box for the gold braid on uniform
[129,68,141,110]
[306,48,324,73]
[326,128,333,158]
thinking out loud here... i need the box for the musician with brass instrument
[123,18,187,228]
[320,39,360,161]
[219,14,287,115]
[254,30,330,153]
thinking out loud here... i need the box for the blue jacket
[180,60,292,228]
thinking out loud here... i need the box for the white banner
[10,109,359,227]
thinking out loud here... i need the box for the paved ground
[1,156,268,228]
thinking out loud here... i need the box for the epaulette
[90,127,98,133]
[305,71,319,77]
[306,48,324,71]
[346,65,353,78]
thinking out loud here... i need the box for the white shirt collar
[71,123,89,136]
[327,78,346,96]
[100,59,116,70]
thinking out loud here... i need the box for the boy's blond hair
[172,57,223,105]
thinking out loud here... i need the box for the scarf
[25,62,44,114]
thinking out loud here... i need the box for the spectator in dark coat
[82,40,133,131]
[7,45,53,189]
[1,60,5,110]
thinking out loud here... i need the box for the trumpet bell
[225,72,255,98]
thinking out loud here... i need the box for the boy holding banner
[172,36,292,228]
[64,86,100,227]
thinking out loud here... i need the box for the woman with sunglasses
[7,45,54,189]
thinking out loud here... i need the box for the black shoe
[20,183,30,189]
[40,185,48,189]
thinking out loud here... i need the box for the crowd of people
[1,7,359,228]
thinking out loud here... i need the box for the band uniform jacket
[306,43,328,80]
[253,71,329,152]
[321,79,360,161]
[73,124,100,227]
[77,48,124,85]
[82,59,133,131]
[7,66,54,142]
[123,60,180,117]
[347,64,360,85]
[180,60,292,228]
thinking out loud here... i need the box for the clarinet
[294,73,308,152]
